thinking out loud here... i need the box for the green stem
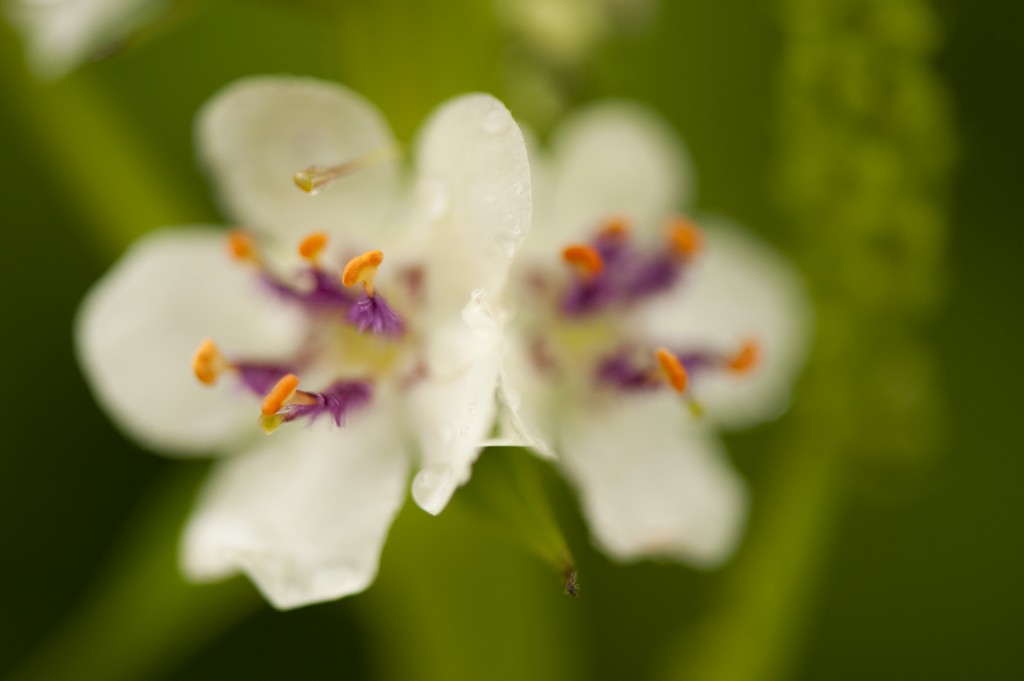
[356,455,584,681]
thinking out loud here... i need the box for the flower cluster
[76,77,808,609]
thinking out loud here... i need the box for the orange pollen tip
[298,232,329,261]
[562,244,604,277]
[342,250,385,292]
[655,347,689,393]
[599,216,631,239]
[192,339,225,385]
[728,339,760,375]
[666,216,702,258]
[262,374,300,416]
[227,230,257,262]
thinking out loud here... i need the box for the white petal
[637,218,812,428]
[411,94,532,319]
[75,228,307,454]
[558,394,747,567]
[492,335,557,458]
[405,291,503,515]
[181,406,409,610]
[539,101,694,249]
[197,77,400,244]
[7,0,166,79]
[514,125,556,259]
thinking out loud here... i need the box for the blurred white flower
[75,76,532,608]
[497,103,811,566]
[494,0,657,66]
[5,0,168,78]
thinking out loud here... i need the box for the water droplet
[510,181,524,196]
[418,177,449,220]
[412,464,454,515]
[482,109,508,135]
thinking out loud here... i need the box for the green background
[1,0,1020,679]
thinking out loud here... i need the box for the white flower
[5,0,168,78]
[497,102,811,566]
[494,0,657,66]
[75,76,532,609]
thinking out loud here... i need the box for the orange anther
[599,216,631,239]
[298,232,329,262]
[728,339,760,375]
[666,216,702,258]
[227,230,257,262]
[562,243,604,278]
[655,347,689,393]
[262,374,300,416]
[342,250,385,294]
[192,339,225,386]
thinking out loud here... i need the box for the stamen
[598,216,631,240]
[342,250,385,296]
[298,232,329,267]
[261,373,301,417]
[258,373,321,434]
[727,339,760,375]
[227,230,259,264]
[192,339,227,385]
[563,243,605,278]
[259,379,374,433]
[655,347,689,393]
[666,216,702,259]
[293,147,398,195]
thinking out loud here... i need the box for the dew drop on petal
[482,109,508,135]
[511,181,524,196]
[412,464,455,515]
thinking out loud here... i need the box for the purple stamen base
[284,380,374,427]
[560,244,684,317]
[560,278,617,316]
[595,348,722,393]
[261,269,355,311]
[621,254,681,301]
[347,293,405,337]
[235,363,296,396]
[595,354,661,392]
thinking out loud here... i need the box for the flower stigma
[292,146,399,195]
